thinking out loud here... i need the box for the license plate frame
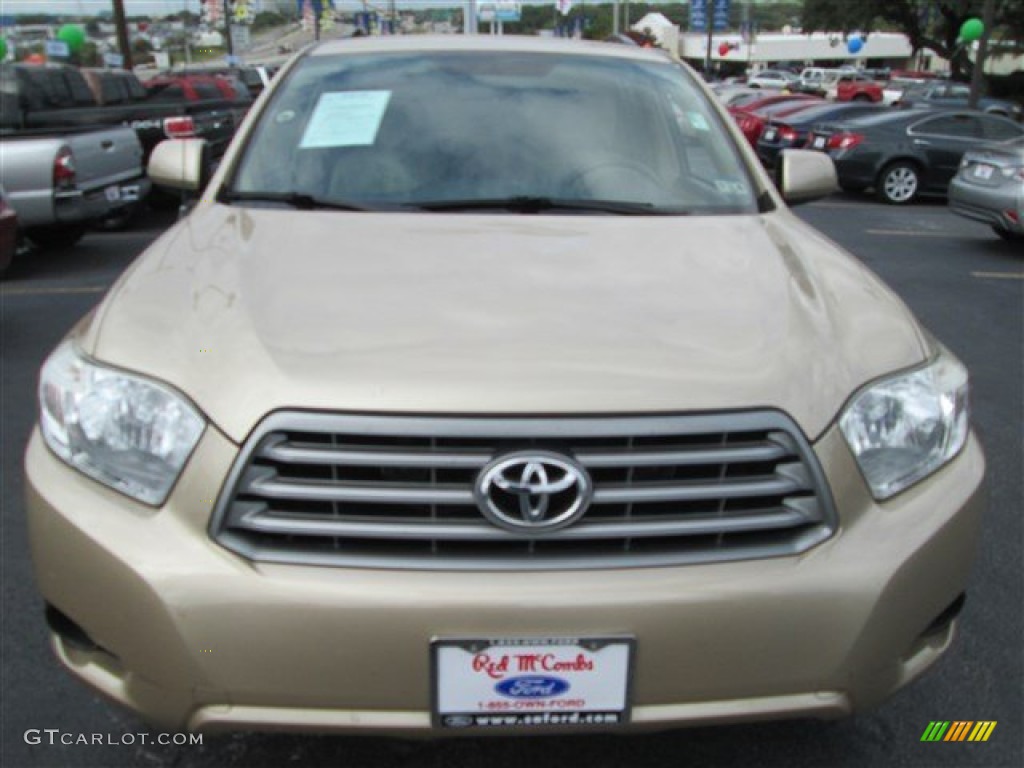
[812,135,827,149]
[432,636,635,730]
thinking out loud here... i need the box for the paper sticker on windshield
[299,91,392,149]
[687,112,711,132]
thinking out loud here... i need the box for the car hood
[84,205,928,444]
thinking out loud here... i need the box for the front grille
[211,412,836,570]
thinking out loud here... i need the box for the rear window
[193,81,222,100]
[22,69,73,108]
[100,75,123,104]
[147,83,185,102]
[125,76,147,100]
[66,70,95,105]
[230,51,760,215]
[980,116,1024,142]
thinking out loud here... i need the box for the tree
[252,11,287,32]
[800,0,1024,80]
[76,41,102,67]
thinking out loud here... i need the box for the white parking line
[0,285,107,297]
[809,202,875,209]
[865,229,953,237]
[971,271,1024,280]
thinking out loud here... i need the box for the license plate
[972,164,994,180]
[813,135,826,149]
[763,129,776,142]
[104,185,120,202]
[433,637,633,729]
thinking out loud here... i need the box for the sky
[0,0,520,16]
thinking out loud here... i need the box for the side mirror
[147,138,211,192]
[778,149,838,206]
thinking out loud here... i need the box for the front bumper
[25,423,986,735]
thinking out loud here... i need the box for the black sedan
[756,102,887,169]
[804,109,1024,204]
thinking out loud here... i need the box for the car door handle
[913,139,931,146]
[101,140,114,150]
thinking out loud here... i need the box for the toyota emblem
[474,451,593,533]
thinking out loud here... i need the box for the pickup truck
[829,74,884,103]
[0,62,243,163]
[0,124,149,248]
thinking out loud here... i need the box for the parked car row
[715,82,1024,227]
[1,62,252,163]
[804,109,1022,206]
[895,81,1022,120]
[726,67,1021,119]
[0,60,278,272]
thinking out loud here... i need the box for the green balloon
[56,24,86,54]
[0,38,7,61]
[959,17,984,43]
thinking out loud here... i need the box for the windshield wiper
[410,196,672,215]
[218,190,372,211]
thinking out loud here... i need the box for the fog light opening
[45,603,103,654]
[921,593,966,638]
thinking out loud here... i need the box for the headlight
[38,340,205,505]
[840,353,969,500]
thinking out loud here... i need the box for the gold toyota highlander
[26,37,985,734]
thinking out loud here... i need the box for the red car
[0,186,18,278]
[145,73,253,141]
[145,74,243,102]
[730,96,825,146]
[727,92,815,117]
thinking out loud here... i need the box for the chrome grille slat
[233,506,818,540]
[575,442,788,468]
[260,438,492,469]
[213,411,837,570]
[242,476,477,505]
[592,476,804,504]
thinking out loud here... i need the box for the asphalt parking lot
[1,197,1021,768]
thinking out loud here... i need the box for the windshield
[228,51,760,215]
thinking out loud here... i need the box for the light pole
[111,0,133,69]
[968,0,996,108]
[223,0,233,56]
[705,0,716,76]
[183,0,192,65]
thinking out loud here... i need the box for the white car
[747,69,798,89]
[797,67,839,93]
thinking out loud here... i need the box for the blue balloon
[847,36,864,54]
